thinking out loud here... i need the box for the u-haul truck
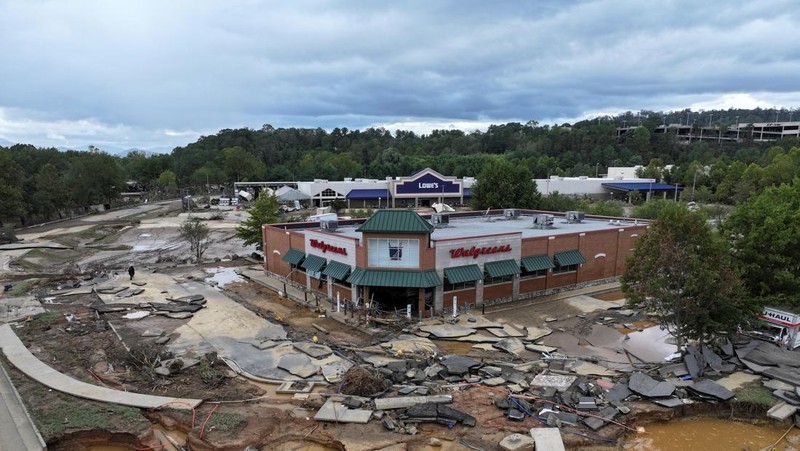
[753,307,800,349]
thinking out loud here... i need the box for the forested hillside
[1,107,799,228]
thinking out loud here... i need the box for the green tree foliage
[622,204,749,349]
[155,170,179,197]
[723,181,800,307]
[583,200,625,217]
[631,199,681,219]
[66,151,125,205]
[179,218,211,261]
[470,158,540,209]
[235,190,279,250]
[222,146,266,182]
[539,192,581,212]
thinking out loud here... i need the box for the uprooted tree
[179,218,211,261]
[621,203,753,350]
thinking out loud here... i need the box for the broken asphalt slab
[687,379,735,401]
[628,372,675,398]
[418,324,476,338]
[314,398,373,424]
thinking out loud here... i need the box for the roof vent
[565,211,585,223]
[431,213,450,227]
[320,219,339,231]
[504,209,520,220]
[532,214,555,229]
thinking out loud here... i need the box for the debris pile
[339,366,390,397]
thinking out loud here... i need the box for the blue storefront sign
[395,173,461,195]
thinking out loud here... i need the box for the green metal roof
[346,268,441,288]
[301,254,327,272]
[322,260,351,281]
[554,250,586,266]
[355,210,435,234]
[282,249,305,266]
[521,254,555,272]
[443,265,483,284]
[484,259,521,278]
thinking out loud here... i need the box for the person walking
[128,266,135,280]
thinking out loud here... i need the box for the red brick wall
[520,277,546,293]
[484,282,513,301]
[442,288,476,306]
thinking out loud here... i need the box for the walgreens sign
[449,244,511,259]
[309,239,347,255]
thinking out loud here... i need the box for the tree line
[2,107,800,229]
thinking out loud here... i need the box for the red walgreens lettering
[309,239,347,255]
[449,244,511,259]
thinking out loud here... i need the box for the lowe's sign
[396,173,461,195]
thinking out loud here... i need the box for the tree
[631,199,680,219]
[180,218,211,261]
[235,190,279,250]
[584,200,625,217]
[621,203,749,350]
[155,170,179,197]
[471,158,540,209]
[722,181,800,307]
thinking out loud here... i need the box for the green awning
[443,265,483,284]
[484,259,520,278]
[282,249,305,266]
[322,260,351,281]
[301,254,327,272]
[521,254,555,272]
[347,268,441,288]
[554,250,586,266]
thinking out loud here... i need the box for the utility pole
[736,116,740,141]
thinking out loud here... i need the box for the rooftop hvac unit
[504,209,520,219]
[532,214,554,229]
[565,211,585,223]
[431,213,450,226]
[320,219,339,231]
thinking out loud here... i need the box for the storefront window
[443,279,476,292]
[553,263,579,274]
[484,274,513,285]
[520,268,547,279]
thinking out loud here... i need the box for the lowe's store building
[262,208,646,317]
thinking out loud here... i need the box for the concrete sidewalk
[0,324,202,411]
[0,359,46,451]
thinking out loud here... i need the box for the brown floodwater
[624,418,800,450]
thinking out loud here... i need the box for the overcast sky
[1,0,799,153]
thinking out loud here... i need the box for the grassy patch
[205,411,245,431]
[5,278,41,296]
[32,396,143,438]
[734,381,775,406]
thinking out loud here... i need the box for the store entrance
[369,286,419,316]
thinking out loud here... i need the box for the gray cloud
[1,0,799,152]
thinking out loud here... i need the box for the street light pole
[595,163,599,178]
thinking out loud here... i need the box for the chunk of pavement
[343,398,363,409]
[545,317,558,322]
[154,336,170,345]
[529,428,566,451]
[530,374,577,393]
[653,398,688,408]
[763,367,800,387]
[714,371,760,391]
[628,372,676,398]
[585,324,625,347]
[658,362,689,378]
[402,402,476,426]
[439,355,481,375]
[169,294,205,304]
[702,346,725,373]
[418,324,476,338]
[499,324,526,338]
[482,377,506,387]
[566,360,619,377]
[97,286,127,294]
[773,390,800,406]
[156,303,204,313]
[525,344,558,353]
[141,329,164,337]
[91,305,127,313]
[472,343,496,352]
[278,353,319,379]
[254,340,279,350]
[321,362,351,383]
[154,367,171,376]
[455,333,501,343]
[576,397,598,410]
[424,363,444,378]
[116,288,144,298]
[375,395,453,410]
[499,433,535,451]
[524,326,553,341]
[604,382,633,402]
[382,416,395,430]
[583,406,619,431]
[276,381,315,394]
[131,281,147,286]
[686,379,735,401]
[764,379,795,391]
[507,408,525,421]
[398,386,417,395]
[165,312,194,319]
[493,337,526,356]
[385,334,439,355]
[768,401,798,421]
[314,399,373,423]
[293,342,333,359]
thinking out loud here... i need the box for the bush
[0,224,18,244]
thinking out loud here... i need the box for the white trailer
[752,307,800,349]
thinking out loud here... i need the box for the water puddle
[625,418,800,450]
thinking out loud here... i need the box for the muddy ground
[0,201,780,450]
